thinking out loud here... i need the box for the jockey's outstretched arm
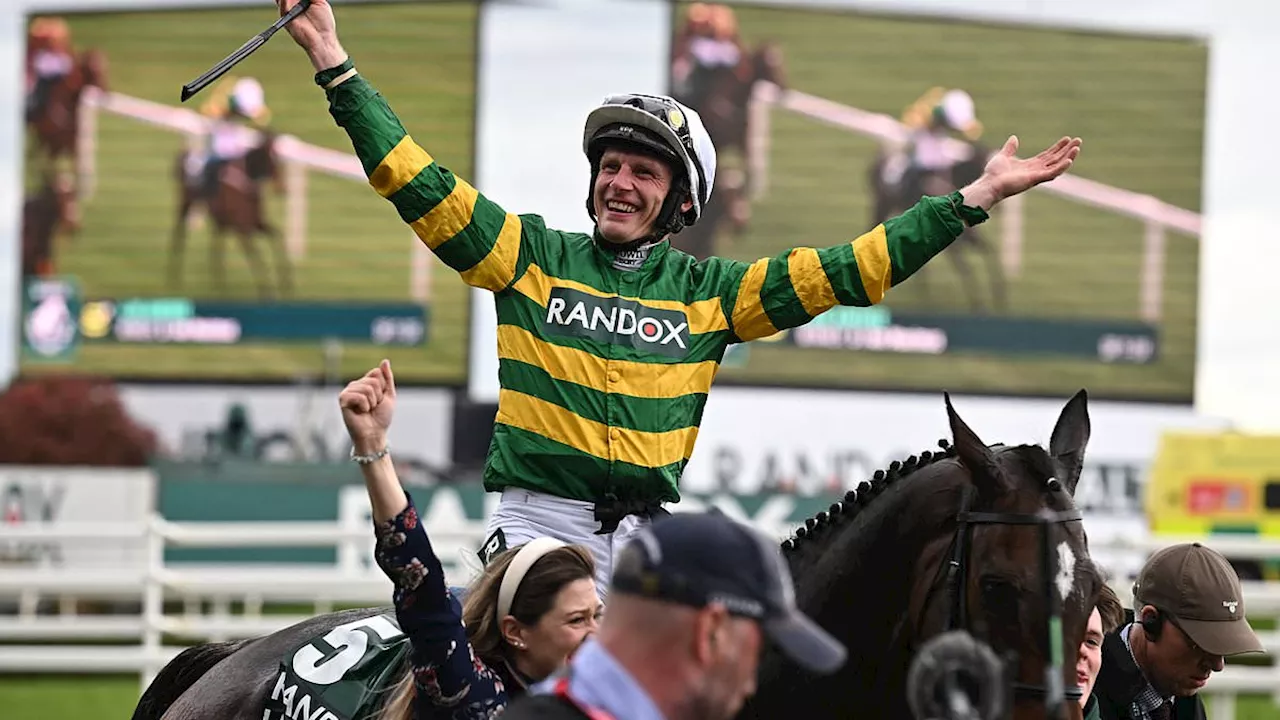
[710,192,988,343]
[713,133,1079,342]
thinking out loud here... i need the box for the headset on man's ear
[1140,606,1164,641]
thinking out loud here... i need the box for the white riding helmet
[230,77,267,120]
[938,89,976,133]
[582,93,717,235]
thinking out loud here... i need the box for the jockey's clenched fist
[276,0,348,72]
[339,359,396,455]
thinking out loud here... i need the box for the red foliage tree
[0,375,159,466]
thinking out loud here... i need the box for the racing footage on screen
[19,2,478,384]
[668,1,1206,402]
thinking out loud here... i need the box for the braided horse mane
[778,439,957,559]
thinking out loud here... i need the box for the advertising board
[0,466,153,568]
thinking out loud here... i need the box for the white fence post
[411,237,432,304]
[140,515,165,693]
[1141,220,1167,323]
[285,157,308,262]
[999,193,1025,279]
[747,81,778,201]
[76,86,101,202]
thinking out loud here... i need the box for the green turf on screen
[671,2,1206,401]
[22,2,475,383]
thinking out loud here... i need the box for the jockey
[278,0,1081,598]
[25,17,75,123]
[194,75,272,199]
[670,2,715,99]
[896,87,985,189]
[674,4,745,107]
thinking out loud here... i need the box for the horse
[675,40,786,189]
[21,171,81,281]
[738,389,1101,720]
[27,48,108,185]
[869,139,1009,313]
[130,390,1100,720]
[169,132,293,300]
[691,42,786,166]
[666,43,783,261]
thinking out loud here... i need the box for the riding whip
[180,0,312,102]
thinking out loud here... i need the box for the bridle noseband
[930,481,1084,719]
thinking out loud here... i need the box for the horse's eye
[979,576,1020,614]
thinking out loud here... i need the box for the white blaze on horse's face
[1055,541,1078,603]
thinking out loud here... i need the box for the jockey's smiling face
[593,147,693,244]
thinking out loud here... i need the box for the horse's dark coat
[153,607,388,720]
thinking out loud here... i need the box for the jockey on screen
[25,17,75,124]
[277,0,1082,600]
[883,86,985,189]
[192,76,273,199]
[671,3,744,107]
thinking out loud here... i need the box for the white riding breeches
[32,51,73,79]
[481,488,655,600]
[912,131,954,172]
[688,37,741,68]
[210,122,253,161]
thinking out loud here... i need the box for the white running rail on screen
[74,86,432,303]
[746,82,1203,325]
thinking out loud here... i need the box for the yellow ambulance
[1144,430,1280,581]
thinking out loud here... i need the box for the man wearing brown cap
[1092,542,1264,720]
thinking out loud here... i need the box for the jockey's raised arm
[320,63,524,294]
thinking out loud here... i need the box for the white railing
[1,518,1277,716]
[746,82,1202,323]
[75,86,432,302]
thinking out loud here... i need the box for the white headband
[496,537,568,622]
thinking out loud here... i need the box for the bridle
[919,480,1084,719]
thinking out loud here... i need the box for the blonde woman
[339,360,603,719]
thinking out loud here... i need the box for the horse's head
[245,132,281,187]
[749,41,787,91]
[79,48,109,91]
[906,390,1100,720]
[754,390,1101,720]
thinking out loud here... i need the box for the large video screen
[668,2,1206,402]
[18,2,476,383]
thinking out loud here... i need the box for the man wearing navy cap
[500,510,846,720]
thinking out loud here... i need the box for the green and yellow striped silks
[322,69,978,505]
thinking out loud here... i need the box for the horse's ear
[1049,389,1091,496]
[944,392,1006,496]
